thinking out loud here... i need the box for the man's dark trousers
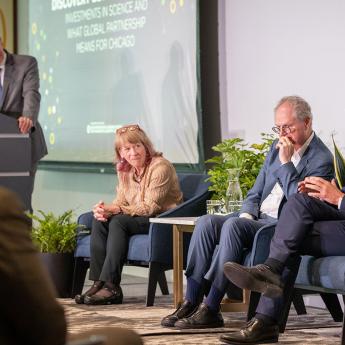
[256,193,345,320]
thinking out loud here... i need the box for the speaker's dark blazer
[0,51,47,165]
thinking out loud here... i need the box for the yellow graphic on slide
[49,132,55,145]
[0,4,15,51]
[32,22,37,35]
[161,0,184,14]
[0,8,7,46]
[31,22,62,148]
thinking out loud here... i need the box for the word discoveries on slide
[53,0,149,53]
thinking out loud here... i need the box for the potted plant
[206,133,274,214]
[29,209,80,298]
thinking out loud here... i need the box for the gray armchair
[293,256,345,343]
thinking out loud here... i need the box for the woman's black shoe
[75,281,103,304]
[84,285,123,305]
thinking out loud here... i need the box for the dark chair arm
[157,190,211,218]
[77,211,93,230]
[148,190,211,265]
[249,222,277,266]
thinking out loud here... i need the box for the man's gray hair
[274,95,313,121]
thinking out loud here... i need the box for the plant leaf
[27,209,80,253]
[206,133,274,200]
[332,135,345,189]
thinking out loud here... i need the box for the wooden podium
[0,114,32,210]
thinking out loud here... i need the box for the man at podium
[0,37,47,212]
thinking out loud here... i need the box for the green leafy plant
[28,210,79,253]
[206,133,274,201]
[332,135,345,189]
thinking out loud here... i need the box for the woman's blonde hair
[114,124,161,172]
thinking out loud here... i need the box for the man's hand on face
[276,136,294,164]
[18,116,33,134]
[302,177,344,205]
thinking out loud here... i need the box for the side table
[149,217,197,307]
[149,216,250,311]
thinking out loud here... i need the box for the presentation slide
[28,0,200,164]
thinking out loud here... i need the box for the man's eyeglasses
[116,124,141,134]
[271,125,295,135]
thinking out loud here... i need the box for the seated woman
[75,124,183,305]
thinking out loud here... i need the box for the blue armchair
[71,173,211,306]
[245,225,345,343]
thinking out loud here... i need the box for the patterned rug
[61,295,343,344]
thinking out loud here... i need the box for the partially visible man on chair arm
[222,177,345,344]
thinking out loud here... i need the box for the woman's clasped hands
[92,200,121,222]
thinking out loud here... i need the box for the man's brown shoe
[174,303,224,329]
[220,317,279,344]
[223,262,283,298]
[161,300,199,327]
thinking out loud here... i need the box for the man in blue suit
[161,95,334,329]
[222,177,345,344]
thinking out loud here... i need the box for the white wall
[218,0,345,310]
[219,0,345,153]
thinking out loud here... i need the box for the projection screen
[28,0,201,166]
